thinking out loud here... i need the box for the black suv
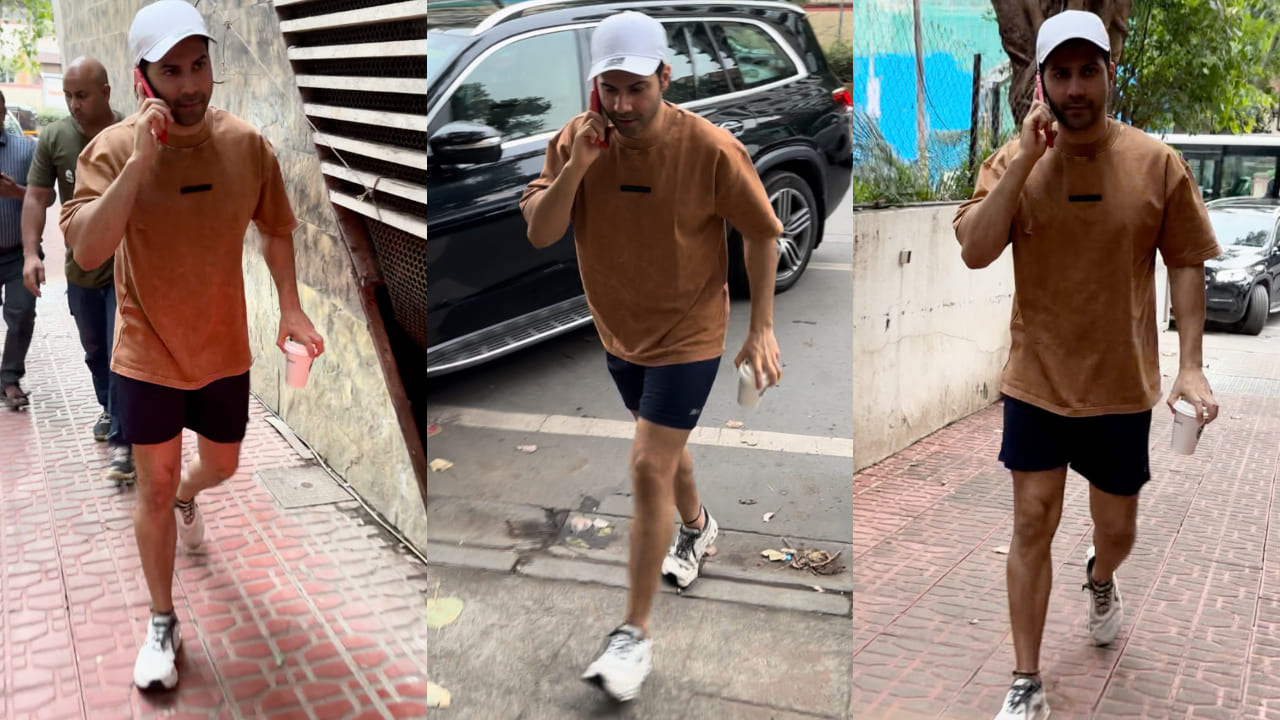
[1204,196,1280,335]
[426,0,852,376]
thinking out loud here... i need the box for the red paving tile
[0,232,429,719]
[851,334,1280,719]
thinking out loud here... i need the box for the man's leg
[66,283,111,412]
[133,437,185,612]
[0,264,37,404]
[176,435,242,502]
[1008,467,1068,675]
[673,448,703,528]
[1087,486,1138,585]
[624,419,693,634]
[172,371,251,548]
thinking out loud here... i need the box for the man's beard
[1045,83,1108,132]
[169,96,209,127]
[607,102,660,138]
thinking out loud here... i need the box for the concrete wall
[53,1,426,550]
[852,204,1014,471]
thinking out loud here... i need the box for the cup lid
[283,339,309,354]
[1173,399,1198,415]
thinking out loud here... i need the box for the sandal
[3,384,29,410]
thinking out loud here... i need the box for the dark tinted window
[685,23,731,99]
[664,23,697,104]
[710,22,797,90]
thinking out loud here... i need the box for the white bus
[1149,132,1280,201]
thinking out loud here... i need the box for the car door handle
[718,121,744,136]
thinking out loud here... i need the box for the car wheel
[1240,284,1269,335]
[727,170,818,298]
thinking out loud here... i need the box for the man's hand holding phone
[1019,76,1057,166]
[569,86,610,172]
[132,67,170,164]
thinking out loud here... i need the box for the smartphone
[1033,72,1054,148]
[133,67,168,144]
[588,85,609,148]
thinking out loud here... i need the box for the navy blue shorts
[998,395,1152,496]
[605,353,720,430]
[110,371,250,445]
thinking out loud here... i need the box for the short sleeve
[27,132,54,189]
[952,143,1016,243]
[1157,153,1220,268]
[59,128,125,239]
[712,135,782,240]
[252,137,298,237]
[519,118,575,217]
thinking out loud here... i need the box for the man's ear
[659,63,672,93]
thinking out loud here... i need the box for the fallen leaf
[743,436,759,447]
[739,498,757,505]
[563,537,590,551]
[515,444,538,453]
[763,511,776,522]
[780,547,798,555]
[598,527,613,537]
[426,597,464,629]
[429,458,453,473]
[812,585,825,593]
[994,545,1009,555]
[427,424,442,438]
[761,549,786,561]
[427,681,451,708]
[725,420,744,429]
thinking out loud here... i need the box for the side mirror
[429,122,503,166]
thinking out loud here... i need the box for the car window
[709,23,796,91]
[664,24,697,104]
[439,30,580,143]
[3,113,19,136]
[684,23,732,99]
[1210,211,1272,248]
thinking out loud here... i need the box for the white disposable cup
[737,361,763,408]
[1170,399,1203,455]
[283,340,313,389]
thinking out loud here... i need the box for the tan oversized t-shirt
[520,103,783,366]
[953,119,1221,416]
[60,107,298,389]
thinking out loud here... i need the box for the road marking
[428,405,854,458]
[808,262,851,272]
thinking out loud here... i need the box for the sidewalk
[849,324,1280,720]
[0,208,432,719]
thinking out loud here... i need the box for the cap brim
[139,32,217,64]
[588,55,661,81]
[1037,38,1108,66]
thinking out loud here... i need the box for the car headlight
[1215,267,1256,283]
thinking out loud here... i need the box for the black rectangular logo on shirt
[180,184,213,194]
[1068,194,1102,202]
[619,185,651,193]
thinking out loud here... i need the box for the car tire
[1240,284,1269,335]
[727,170,818,299]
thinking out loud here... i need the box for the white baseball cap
[1035,10,1110,67]
[588,11,666,81]
[129,0,217,66]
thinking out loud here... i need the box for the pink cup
[283,340,313,389]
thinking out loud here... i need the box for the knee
[136,469,180,514]
[630,450,676,499]
[1012,502,1060,548]
[1094,516,1136,545]
[204,455,239,483]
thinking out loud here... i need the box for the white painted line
[808,262,852,272]
[430,405,854,458]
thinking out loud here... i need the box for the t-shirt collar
[1054,117,1122,158]
[163,107,214,149]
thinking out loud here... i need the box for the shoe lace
[606,628,640,658]
[1084,578,1113,615]
[177,500,196,525]
[1005,679,1039,712]
[148,615,176,652]
[98,411,110,423]
[674,526,699,561]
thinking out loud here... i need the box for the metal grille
[366,221,430,351]
[276,0,393,20]
[312,117,428,150]
[321,151,426,186]
[294,57,428,79]
[304,88,422,114]
[288,19,428,46]
[333,178,425,217]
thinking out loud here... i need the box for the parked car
[7,105,38,137]
[426,0,853,377]
[1204,196,1280,335]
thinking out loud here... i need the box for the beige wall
[53,1,425,550]
[852,204,1014,471]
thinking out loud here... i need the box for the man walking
[22,56,133,482]
[953,11,1220,719]
[0,90,38,410]
[61,1,323,691]
[521,10,783,703]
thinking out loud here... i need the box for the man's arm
[261,232,325,357]
[954,155,1033,269]
[1166,264,1217,423]
[20,185,53,295]
[65,157,149,270]
[521,115,603,248]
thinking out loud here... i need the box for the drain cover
[257,464,352,509]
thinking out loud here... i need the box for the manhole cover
[257,465,352,509]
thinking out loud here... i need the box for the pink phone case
[133,67,167,143]
[589,86,609,148]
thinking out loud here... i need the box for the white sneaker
[661,507,719,589]
[994,676,1050,720]
[1084,545,1123,645]
[133,613,181,691]
[174,498,204,549]
[581,624,652,702]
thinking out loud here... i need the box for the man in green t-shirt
[21,56,132,482]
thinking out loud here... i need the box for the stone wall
[52,1,426,550]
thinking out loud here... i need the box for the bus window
[1221,154,1278,198]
